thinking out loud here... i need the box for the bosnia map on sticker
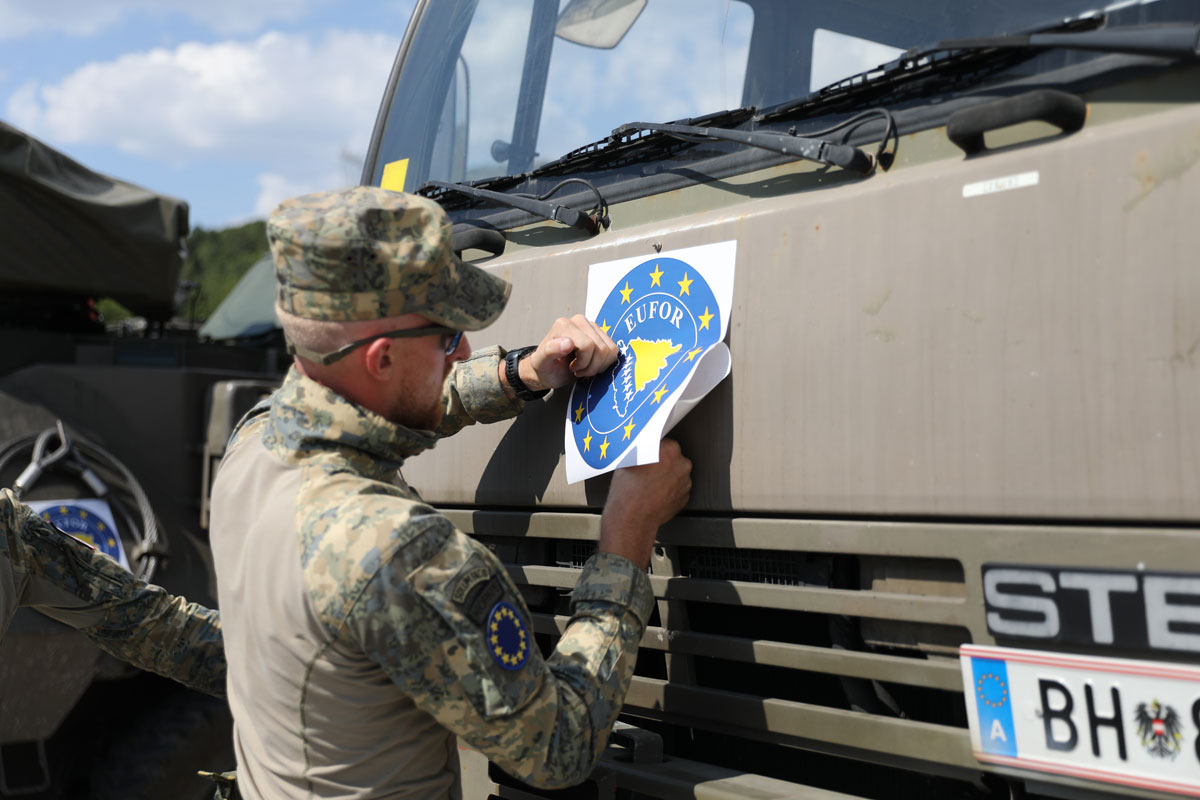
[565,240,735,483]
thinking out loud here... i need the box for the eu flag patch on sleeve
[487,601,530,671]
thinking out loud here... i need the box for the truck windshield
[368,0,1164,191]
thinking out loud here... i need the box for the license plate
[960,644,1200,796]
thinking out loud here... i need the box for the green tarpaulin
[0,121,187,321]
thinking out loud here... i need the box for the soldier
[0,487,225,697]
[208,186,692,799]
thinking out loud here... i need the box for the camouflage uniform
[0,488,226,697]
[207,188,655,799]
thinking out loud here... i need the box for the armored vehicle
[0,121,279,799]
[341,0,1200,797]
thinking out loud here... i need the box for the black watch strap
[505,346,550,401]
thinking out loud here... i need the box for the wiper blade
[423,178,610,235]
[612,121,874,174]
[929,23,1200,61]
[533,106,758,177]
[613,108,897,175]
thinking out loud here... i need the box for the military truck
[0,121,280,799]
[10,0,1200,796]
[333,0,1200,797]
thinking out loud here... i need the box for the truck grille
[459,512,1197,799]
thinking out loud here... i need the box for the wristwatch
[504,346,550,401]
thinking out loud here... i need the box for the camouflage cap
[268,186,510,328]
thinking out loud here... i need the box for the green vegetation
[180,220,269,321]
[97,220,268,324]
[95,297,134,324]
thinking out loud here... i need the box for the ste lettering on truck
[187,0,1200,798]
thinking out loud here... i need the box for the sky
[1,0,416,229]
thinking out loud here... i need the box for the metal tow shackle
[13,421,73,499]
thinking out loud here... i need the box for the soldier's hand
[521,314,619,390]
[598,439,692,568]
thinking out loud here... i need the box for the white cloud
[0,0,328,39]
[8,29,399,200]
[0,1,124,39]
[5,81,40,128]
[252,169,348,220]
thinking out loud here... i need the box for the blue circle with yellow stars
[568,257,720,469]
[41,504,121,561]
[487,601,530,671]
[976,672,1009,708]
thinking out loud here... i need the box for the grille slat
[506,564,967,624]
[623,678,976,777]
[530,612,961,690]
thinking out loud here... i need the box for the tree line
[97,220,268,325]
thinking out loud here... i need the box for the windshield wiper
[612,107,896,175]
[531,107,758,177]
[927,22,1200,61]
[423,178,610,235]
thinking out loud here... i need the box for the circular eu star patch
[569,257,720,468]
[487,601,530,671]
[41,504,122,561]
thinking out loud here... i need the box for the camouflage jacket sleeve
[435,345,523,438]
[342,513,653,789]
[0,489,226,697]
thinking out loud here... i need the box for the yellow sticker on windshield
[381,158,409,192]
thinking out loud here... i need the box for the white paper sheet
[564,241,736,483]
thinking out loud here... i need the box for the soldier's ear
[361,337,394,383]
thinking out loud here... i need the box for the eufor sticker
[568,257,721,471]
[564,241,736,484]
[31,499,129,568]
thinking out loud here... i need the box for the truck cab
[355,1,1200,798]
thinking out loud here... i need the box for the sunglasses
[287,324,464,365]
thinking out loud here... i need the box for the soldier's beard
[387,363,452,433]
[388,393,443,433]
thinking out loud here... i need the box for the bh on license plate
[961,644,1200,796]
